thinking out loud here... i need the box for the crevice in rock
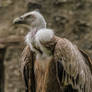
[0,48,6,92]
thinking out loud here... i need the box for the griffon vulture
[13,10,92,92]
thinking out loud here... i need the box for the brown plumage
[20,36,92,92]
[13,11,92,92]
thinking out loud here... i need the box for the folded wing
[20,46,35,92]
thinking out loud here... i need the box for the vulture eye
[26,15,34,19]
[26,15,31,18]
[26,14,35,19]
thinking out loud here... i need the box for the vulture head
[13,10,47,29]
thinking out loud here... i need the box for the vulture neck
[30,24,46,37]
[30,16,46,35]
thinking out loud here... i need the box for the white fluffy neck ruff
[35,28,54,43]
[25,28,54,56]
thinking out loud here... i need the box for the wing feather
[54,38,79,77]
[79,49,92,73]
[20,45,35,92]
[54,38,92,91]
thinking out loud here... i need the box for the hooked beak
[13,17,25,24]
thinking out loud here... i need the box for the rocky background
[0,0,92,92]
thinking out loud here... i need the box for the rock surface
[0,0,92,92]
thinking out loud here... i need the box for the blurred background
[0,0,92,92]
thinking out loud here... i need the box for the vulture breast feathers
[20,29,92,92]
